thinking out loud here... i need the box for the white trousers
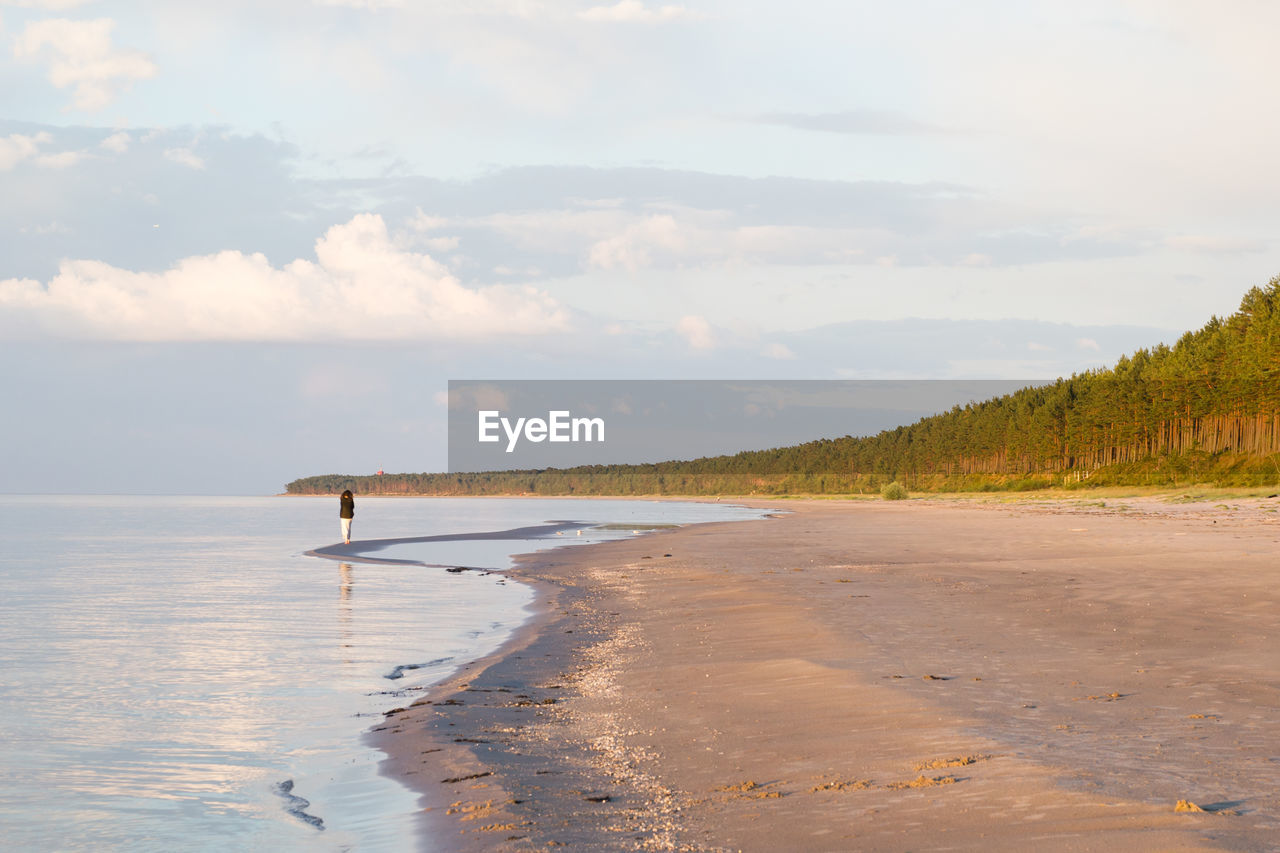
[341,518,352,542]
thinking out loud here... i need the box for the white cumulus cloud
[586,214,685,271]
[0,131,51,169]
[0,214,571,341]
[99,130,130,152]
[34,149,87,168]
[676,314,715,350]
[13,17,157,111]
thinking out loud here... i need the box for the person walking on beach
[339,490,355,544]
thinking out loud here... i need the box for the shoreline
[366,513,771,850]
[373,495,1280,851]
[313,499,772,846]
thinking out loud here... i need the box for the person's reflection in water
[339,563,354,661]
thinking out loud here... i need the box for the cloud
[363,165,1138,275]
[750,109,940,135]
[423,235,460,252]
[0,122,331,282]
[676,314,715,350]
[163,147,205,169]
[378,165,1146,277]
[900,3,1280,224]
[0,213,570,341]
[405,208,450,232]
[99,130,130,152]
[0,128,91,170]
[12,18,157,110]
[0,125,1238,344]
[0,131,50,169]
[578,1,701,23]
[1076,338,1100,351]
[762,342,796,360]
[1163,234,1267,254]
[586,214,684,271]
[33,148,87,168]
[400,208,460,249]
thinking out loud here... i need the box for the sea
[0,495,769,852]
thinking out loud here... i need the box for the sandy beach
[372,496,1280,851]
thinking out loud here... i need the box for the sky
[2,1,1279,494]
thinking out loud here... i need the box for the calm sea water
[0,496,766,852]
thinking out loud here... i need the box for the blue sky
[3,1,1278,493]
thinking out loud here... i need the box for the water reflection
[339,563,353,661]
[0,495,768,851]
[339,563,353,604]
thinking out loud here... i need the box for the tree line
[287,276,1280,496]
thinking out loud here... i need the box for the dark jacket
[339,492,355,519]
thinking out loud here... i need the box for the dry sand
[371,496,1280,851]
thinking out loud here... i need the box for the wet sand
[372,496,1280,851]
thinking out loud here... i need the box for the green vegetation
[881,481,909,500]
[288,277,1280,497]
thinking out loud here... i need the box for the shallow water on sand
[0,495,765,851]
